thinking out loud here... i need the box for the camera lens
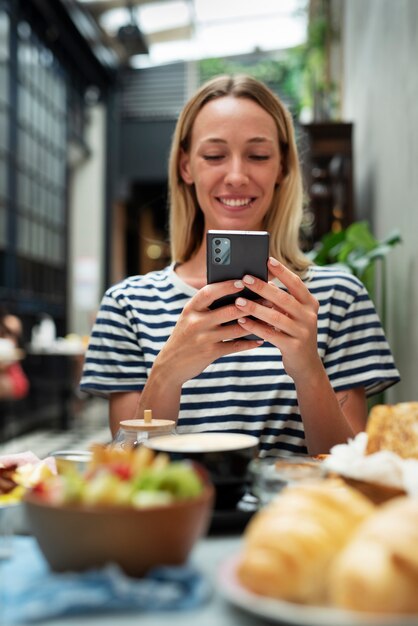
[214,239,221,245]
[215,257,221,263]
[215,248,221,254]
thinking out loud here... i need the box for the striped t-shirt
[80,263,400,457]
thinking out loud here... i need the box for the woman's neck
[174,244,207,289]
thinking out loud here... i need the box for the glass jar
[112,413,177,450]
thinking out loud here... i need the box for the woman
[80,75,399,456]
[0,309,30,401]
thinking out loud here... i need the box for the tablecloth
[0,536,211,625]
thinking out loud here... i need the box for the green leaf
[345,221,377,252]
[336,241,357,263]
[308,221,401,314]
[349,255,374,274]
[309,230,346,265]
[381,230,402,246]
[366,243,397,261]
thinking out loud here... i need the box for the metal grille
[0,9,9,251]
[120,62,198,120]
[15,21,67,303]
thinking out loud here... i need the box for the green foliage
[307,221,402,324]
[197,1,343,120]
[196,0,348,121]
[198,51,307,118]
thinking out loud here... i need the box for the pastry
[236,479,374,603]
[0,464,18,495]
[329,496,418,613]
[366,402,418,459]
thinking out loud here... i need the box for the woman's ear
[179,149,194,185]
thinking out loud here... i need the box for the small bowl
[145,433,259,510]
[250,455,324,505]
[48,450,92,474]
[24,481,214,577]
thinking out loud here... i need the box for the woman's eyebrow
[247,136,275,144]
[200,136,274,145]
[200,137,227,144]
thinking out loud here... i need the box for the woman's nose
[224,158,249,186]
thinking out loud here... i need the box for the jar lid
[119,418,175,432]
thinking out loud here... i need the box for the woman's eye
[202,154,223,161]
[249,154,270,161]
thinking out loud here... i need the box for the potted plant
[307,221,401,406]
[307,221,402,329]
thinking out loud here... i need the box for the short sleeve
[321,278,400,397]
[80,289,147,397]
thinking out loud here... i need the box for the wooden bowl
[333,475,406,505]
[24,482,214,577]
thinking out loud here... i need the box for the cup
[249,456,324,505]
[145,432,259,510]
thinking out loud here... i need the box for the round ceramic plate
[217,554,418,626]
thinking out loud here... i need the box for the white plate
[217,554,418,626]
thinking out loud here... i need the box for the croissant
[366,402,418,459]
[329,496,418,613]
[237,479,374,603]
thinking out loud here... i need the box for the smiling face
[179,96,283,232]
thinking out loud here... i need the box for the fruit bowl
[24,480,214,577]
[23,446,215,577]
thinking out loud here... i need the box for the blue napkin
[1,537,211,625]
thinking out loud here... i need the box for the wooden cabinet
[300,122,354,246]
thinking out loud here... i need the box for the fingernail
[269,257,280,266]
[243,275,255,284]
[236,297,247,306]
[237,317,247,324]
[234,280,244,288]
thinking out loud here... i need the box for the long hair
[168,74,311,274]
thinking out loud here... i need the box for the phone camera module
[211,235,230,265]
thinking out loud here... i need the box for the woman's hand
[153,279,263,386]
[126,278,264,430]
[234,257,368,453]
[235,257,322,382]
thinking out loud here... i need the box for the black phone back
[207,230,269,309]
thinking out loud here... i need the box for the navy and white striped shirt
[80,263,400,456]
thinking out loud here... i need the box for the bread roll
[237,480,374,603]
[366,402,418,459]
[329,497,418,613]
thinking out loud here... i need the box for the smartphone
[207,229,269,317]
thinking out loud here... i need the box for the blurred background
[0,0,417,443]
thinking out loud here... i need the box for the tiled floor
[0,397,112,460]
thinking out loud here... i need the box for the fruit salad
[30,444,205,508]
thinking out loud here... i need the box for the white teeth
[220,198,252,207]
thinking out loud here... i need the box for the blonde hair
[168,74,311,274]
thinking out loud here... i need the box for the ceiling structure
[73,0,308,69]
